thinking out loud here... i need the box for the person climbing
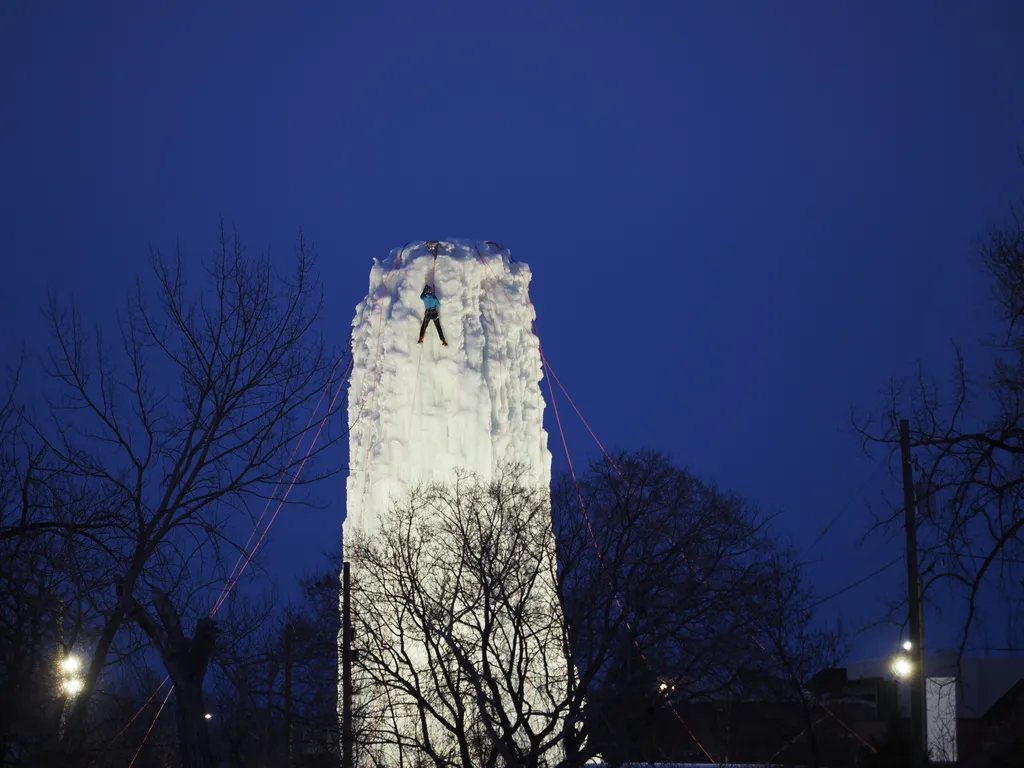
[418,283,448,346]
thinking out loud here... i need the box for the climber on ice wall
[417,284,448,346]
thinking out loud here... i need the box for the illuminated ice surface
[341,240,562,764]
[345,239,550,537]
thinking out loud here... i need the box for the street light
[205,713,213,720]
[57,651,84,741]
[60,653,84,697]
[891,655,912,679]
[903,640,913,651]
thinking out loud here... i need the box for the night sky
[3,2,1024,660]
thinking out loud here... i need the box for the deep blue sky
[3,2,1024,660]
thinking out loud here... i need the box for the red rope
[214,357,351,609]
[126,684,173,768]
[470,240,869,753]
[540,351,622,479]
[473,245,717,761]
[115,356,353,751]
[356,253,406,530]
[122,247,406,763]
[351,246,424,763]
[536,333,876,755]
[545,368,601,564]
[92,674,171,763]
[478,246,872,757]
[122,360,352,758]
[407,339,425,437]
[544,356,716,763]
[364,244,445,763]
[212,351,347,615]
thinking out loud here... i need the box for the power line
[808,555,903,611]
[806,458,890,554]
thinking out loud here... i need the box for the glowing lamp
[891,656,912,678]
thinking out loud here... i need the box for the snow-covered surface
[344,239,551,538]
[341,239,562,761]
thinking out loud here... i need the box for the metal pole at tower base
[342,561,353,768]
[284,622,293,767]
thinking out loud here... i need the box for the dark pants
[419,310,446,343]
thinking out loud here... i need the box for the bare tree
[346,445,852,767]
[33,225,344,764]
[203,557,354,768]
[348,466,573,768]
[347,449,838,767]
[557,450,773,758]
[123,587,220,768]
[197,591,289,768]
[556,450,844,765]
[855,173,1024,658]
[0,359,128,765]
[753,552,847,768]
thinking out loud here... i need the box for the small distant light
[902,640,913,651]
[658,682,668,692]
[891,656,912,678]
[204,713,213,720]
[61,655,82,674]
[64,678,84,695]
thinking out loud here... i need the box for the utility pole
[284,622,293,768]
[342,562,354,768]
[900,419,927,768]
[58,596,66,743]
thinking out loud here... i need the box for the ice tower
[342,240,562,763]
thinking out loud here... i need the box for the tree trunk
[172,676,217,768]
[127,590,220,768]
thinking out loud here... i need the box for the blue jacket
[421,287,440,311]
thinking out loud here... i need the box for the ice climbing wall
[341,239,563,764]
[344,239,551,537]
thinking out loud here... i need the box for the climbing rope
[469,246,717,760]
[121,353,353,762]
[356,242,436,765]
[356,244,410,531]
[539,347,876,754]
[126,685,173,768]
[212,349,351,615]
[474,245,876,759]
[121,244,405,765]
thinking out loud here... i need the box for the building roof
[845,651,1024,718]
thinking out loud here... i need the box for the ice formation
[341,239,562,763]
[344,239,551,537]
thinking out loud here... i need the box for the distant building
[598,652,1024,766]
[845,650,1024,765]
